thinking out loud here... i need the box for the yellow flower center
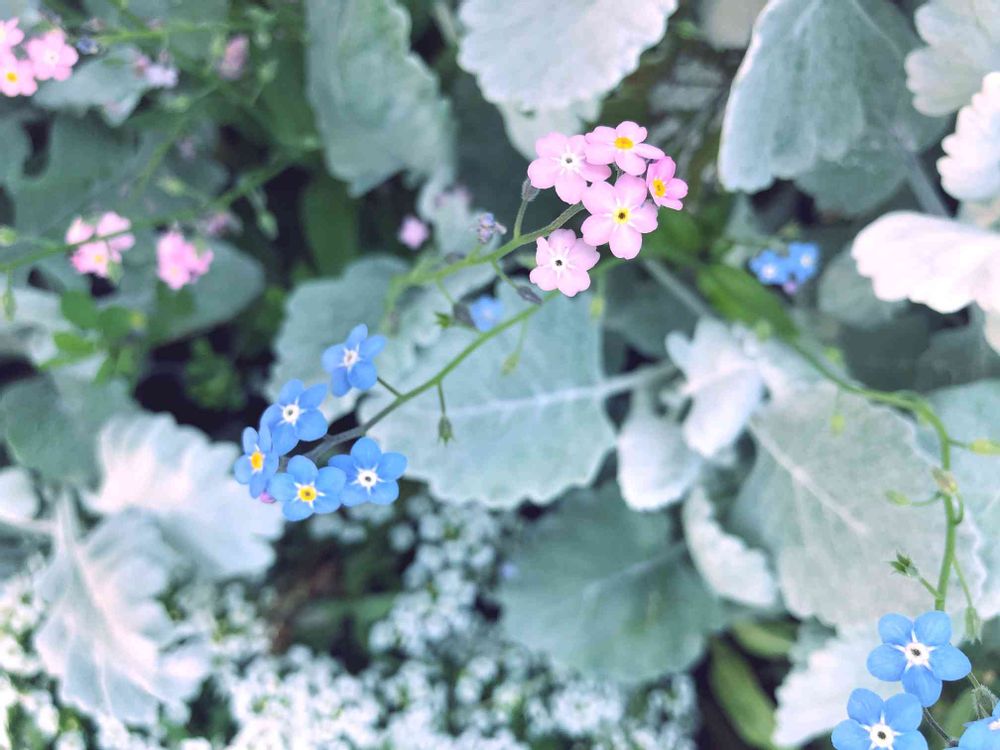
[614,136,634,150]
[250,450,265,472]
[652,178,666,197]
[297,484,318,504]
[614,207,631,224]
[5,71,17,83]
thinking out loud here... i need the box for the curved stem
[512,199,529,238]
[922,708,958,747]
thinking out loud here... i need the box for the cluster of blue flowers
[233,324,407,522]
[749,241,819,291]
[833,611,978,750]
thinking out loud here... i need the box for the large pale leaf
[915,311,1000,390]
[938,72,1000,203]
[0,117,28,184]
[498,99,601,160]
[817,249,906,330]
[0,287,64,366]
[925,381,1000,619]
[852,211,1000,314]
[699,0,768,49]
[718,0,942,195]
[681,487,778,608]
[738,384,986,628]
[773,625,893,747]
[304,0,455,194]
[84,413,284,580]
[457,0,677,109]
[616,390,701,511]
[905,0,1000,116]
[499,484,726,681]
[362,287,616,507]
[34,504,210,726]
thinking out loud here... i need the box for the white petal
[939,72,1000,202]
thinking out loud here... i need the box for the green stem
[378,377,403,398]
[436,382,447,416]
[512,199,529,238]
[491,258,521,295]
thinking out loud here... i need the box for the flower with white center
[328,437,407,507]
[529,228,599,297]
[261,379,329,454]
[527,132,611,204]
[957,701,1000,749]
[322,323,387,397]
[831,689,925,750]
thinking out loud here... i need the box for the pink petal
[659,198,684,210]
[609,225,642,259]
[581,214,615,247]
[584,142,616,165]
[634,143,665,160]
[580,161,612,183]
[585,126,616,145]
[534,236,553,265]
[535,132,567,158]
[615,121,647,142]
[616,151,647,176]
[568,240,600,270]
[582,181,616,214]
[527,157,559,189]
[648,157,677,182]
[553,172,586,204]
[615,175,649,208]
[547,228,578,252]
[629,202,659,233]
[559,267,592,297]
[566,134,588,153]
[529,266,558,291]
[664,179,688,200]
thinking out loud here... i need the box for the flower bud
[452,302,474,328]
[969,438,1000,455]
[520,178,540,202]
[932,468,958,496]
[438,415,454,444]
[885,490,910,506]
[517,286,542,305]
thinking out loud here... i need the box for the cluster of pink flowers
[0,20,78,98]
[526,121,688,297]
[66,212,135,278]
[156,230,213,290]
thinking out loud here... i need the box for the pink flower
[95,212,134,258]
[157,230,213,290]
[218,34,249,80]
[398,215,430,250]
[584,121,665,177]
[70,243,114,277]
[25,30,78,82]
[581,175,658,260]
[0,19,25,52]
[645,157,688,210]
[526,132,611,205]
[529,229,599,297]
[65,216,94,246]
[0,53,36,97]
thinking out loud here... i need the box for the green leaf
[817,249,905,330]
[718,0,943,205]
[53,331,98,357]
[304,0,455,194]
[362,287,617,507]
[730,620,797,660]
[499,484,725,681]
[733,384,985,629]
[709,639,783,750]
[0,117,28,185]
[60,291,99,330]
[97,306,134,342]
[83,0,229,61]
[0,375,134,484]
[299,174,360,275]
[696,264,795,337]
[603,263,699,357]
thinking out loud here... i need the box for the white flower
[939,72,1000,202]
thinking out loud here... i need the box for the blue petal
[278,378,304,404]
[327,454,355,476]
[878,613,914,646]
[312,493,341,514]
[915,611,952,646]
[257,425,273,452]
[321,344,345,374]
[350,360,377,391]
[360,334,386,359]
[351,437,381,467]
[264,453,279,476]
[377,451,407,481]
[299,382,328,409]
[241,427,258,454]
[271,422,298,455]
[316,466,346,495]
[884,692,922,732]
[261,403,282,430]
[282,500,314,521]
[249,472,268,498]
[867,644,906,681]
[930,644,971,681]
[287,455,318,484]
[346,323,368,347]
[902,665,942,707]
[330,368,351,397]
[267,473,296,502]
[993,701,1000,721]
[846,688,884,726]
[958,719,993,749]
[295,410,328,442]
[234,455,253,483]
[831,720,869,750]
[370,480,399,505]
[893,730,929,750]
[342,483,370,507]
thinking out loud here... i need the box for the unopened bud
[932,468,959,496]
[885,490,911,506]
[966,606,983,644]
[438,415,454,444]
[521,179,540,202]
[890,552,919,578]
[969,438,1000,455]
[517,286,542,305]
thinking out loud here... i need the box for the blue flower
[261,379,329,455]
[327,436,407,507]
[867,611,972,707]
[749,249,793,286]
[832,689,926,750]
[267,455,346,522]
[788,241,820,282]
[468,295,504,332]
[233,425,279,498]
[321,324,387,398]
[958,702,1000,749]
